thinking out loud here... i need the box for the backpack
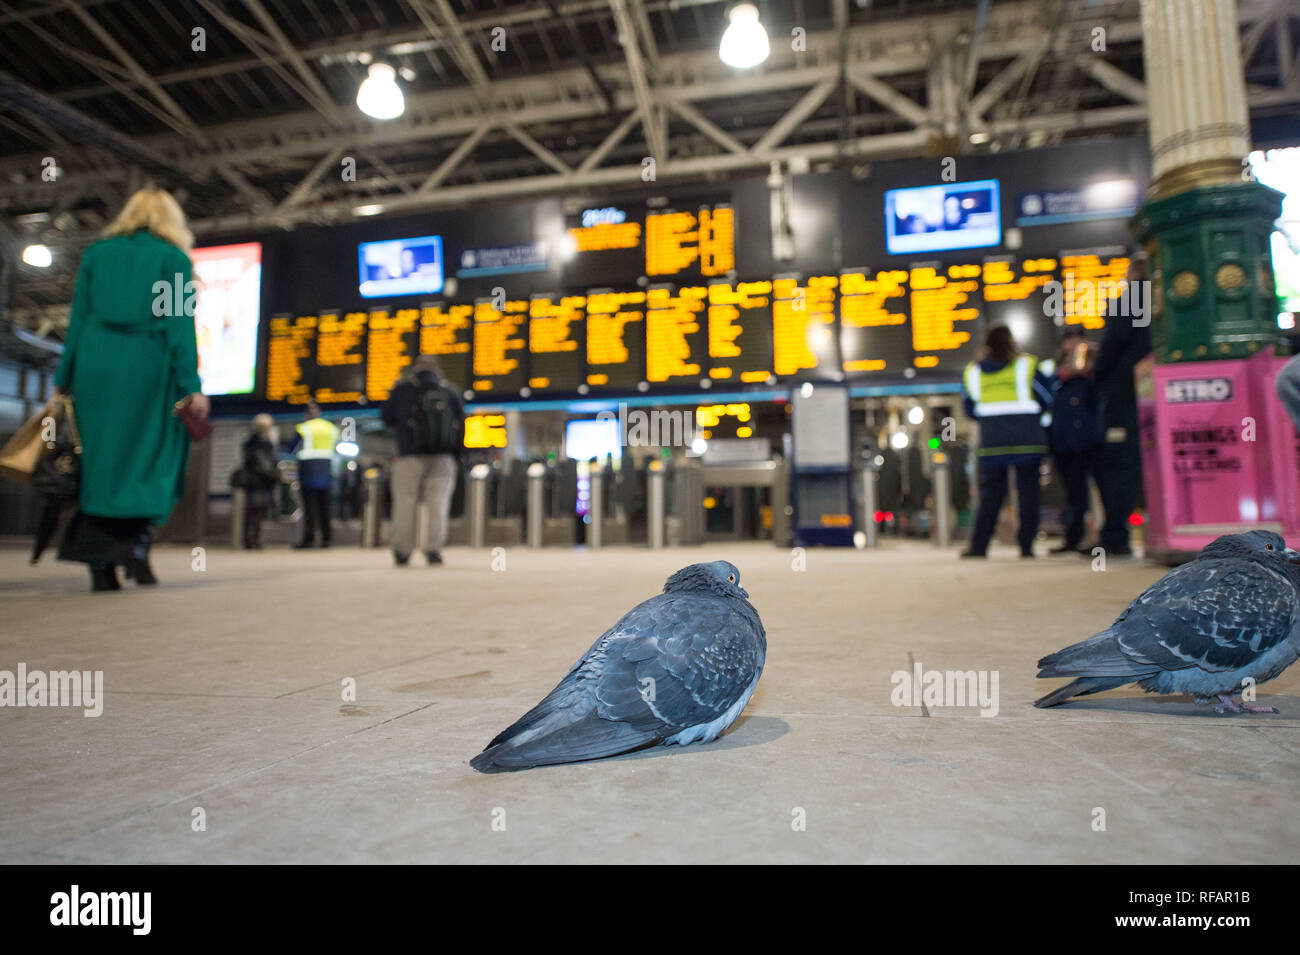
[408,381,463,455]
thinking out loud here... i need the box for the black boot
[125,528,157,585]
[90,562,120,592]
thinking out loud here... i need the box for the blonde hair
[103,187,194,254]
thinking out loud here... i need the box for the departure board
[365,305,420,401]
[1060,251,1130,329]
[645,205,736,278]
[528,293,585,392]
[773,276,839,378]
[255,245,1136,405]
[706,281,773,384]
[909,263,982,371]
[418,301,473,389]
[838,268,911,374]
[315,309,367,403]
[982,257,1060,362]
[265,312,317,404]
[645,284,709,384]
[472,298,529,393]
[586,289,645,389]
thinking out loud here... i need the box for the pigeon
[471,560,766,772]
[1034,530,1300,712]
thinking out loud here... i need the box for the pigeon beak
[739,586,749,598]
[1287,548,1300,564]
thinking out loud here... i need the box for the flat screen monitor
[885,179,1001,255]
[565,417,623,462]
[192,242,261,395]
[358,234,444,298]
[1248,147,1300,315]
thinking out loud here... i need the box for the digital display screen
[1248,147,1300,314]
[566,418,623,462]
[257,250,1140,404]
[192,242,261,395]
[885,179,1001,255]
[838,269,911,374]
[358,234,444,298]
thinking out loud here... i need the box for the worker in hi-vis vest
[290,401,340,549]
[960,325,1054,559]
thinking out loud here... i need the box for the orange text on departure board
[645,207,736,278]
[645,286,706,381]
[266,313,316,403]
[910,264,980,359]
[772,277,835,376]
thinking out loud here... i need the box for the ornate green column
[1131,0,1285,363]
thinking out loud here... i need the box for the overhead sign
[456,242,549,278]
[1016,180,1138,226]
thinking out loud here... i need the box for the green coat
[54,230,202,523]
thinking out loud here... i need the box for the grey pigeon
[471,560,766,772]
[1035,530,1300,712]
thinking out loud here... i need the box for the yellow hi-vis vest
[295,417,339,460]
[963,354,1040,417]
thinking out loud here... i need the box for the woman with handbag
[53,186,209,591]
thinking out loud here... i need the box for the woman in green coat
[54,187,210,591]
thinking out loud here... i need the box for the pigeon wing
[472,592,763,771]
[593,592,766,732]
[1113,562,1297,673]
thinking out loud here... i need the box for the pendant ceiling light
[719,3,770,69]
[357,62,404,120]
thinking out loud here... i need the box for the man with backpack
[381,355,465,566]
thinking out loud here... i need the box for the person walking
[238,414,279,549]
[1049,329,1102,554]
[1090,253,1153,558]
[53,186,208,592]
[960,325,1054,559]
[381,355,465,566]
[290,401,339,549]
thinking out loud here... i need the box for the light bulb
[719,3,769,69]
[22,244,52,267]
[357,63,404,120]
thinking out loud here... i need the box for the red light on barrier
[874,510,884,522]
[1129,512,1144,526]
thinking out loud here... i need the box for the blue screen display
[884,179,1001,255]
[358,234,444,298]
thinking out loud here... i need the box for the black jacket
[381,370,466,457]
[241,434,279,490]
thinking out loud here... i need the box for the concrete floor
[1,538,1297,864]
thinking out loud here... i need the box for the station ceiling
[1,0,1298,332]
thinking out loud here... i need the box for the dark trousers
[1054,447,1098,549]
[970,459,1041,555]
[300,487,332,545]
[244,504,266,548]
[1097,437,1141,553]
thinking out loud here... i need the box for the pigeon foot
[1213,694,1278,714]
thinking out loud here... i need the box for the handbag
[0,398,54,485]
[32,395,81,500]
[174,397,213,441]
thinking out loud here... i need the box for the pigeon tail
[1033,676,1132,708]
[471,711,662,772]
[1036,626,1151,679]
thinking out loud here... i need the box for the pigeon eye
[728,574,736,583]
[1266,544,1275,551]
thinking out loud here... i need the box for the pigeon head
[1201,530,1300,572]
[664,561,749,599]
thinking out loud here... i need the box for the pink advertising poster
[1139,352,1279,553]
[1260,355,1300,536]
